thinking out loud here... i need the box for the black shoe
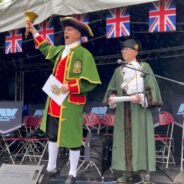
[65,175,76,184]
[47,168,59,177]
[132,174,142,183]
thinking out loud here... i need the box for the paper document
[42,74,69,106]
[110,96,133,103]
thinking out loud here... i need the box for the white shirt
[33,32,80,59]
[120,59,147,107]
[121,59,144,95]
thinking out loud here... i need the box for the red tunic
[48,56,68,117]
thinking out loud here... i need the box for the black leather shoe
[65,175,76,184]
[47,168,59,177]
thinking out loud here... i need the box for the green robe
[38,41,101,148]
[103,62,162,172]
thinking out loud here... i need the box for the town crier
[26,17,101,184]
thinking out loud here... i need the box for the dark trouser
[46,115,81,150]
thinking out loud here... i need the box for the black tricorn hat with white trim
[60,17,94,37]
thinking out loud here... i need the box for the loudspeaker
[84,132,112,174]
[0,164,44,184]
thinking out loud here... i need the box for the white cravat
[62,41,80,59]
[122,60,142,83]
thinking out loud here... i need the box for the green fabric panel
[79,79,96,94]
[141,62,163,106]
[38,42,64,62]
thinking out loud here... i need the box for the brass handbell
[25,11,38,38]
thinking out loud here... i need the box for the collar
[65,40,80,50]
[128,59,137,65]
[127,59,141,68]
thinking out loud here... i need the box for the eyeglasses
[121,48,135,54]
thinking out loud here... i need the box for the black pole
[142,73,150,182]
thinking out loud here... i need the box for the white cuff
[33,32,40,39]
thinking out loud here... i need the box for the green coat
[38,41,101,148]
[103,62,162,171]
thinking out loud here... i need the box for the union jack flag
[5,29,22,54]
[35,17,54,48]
[73,14,89,43]
[149,0,176,32]
[106,7,130,38]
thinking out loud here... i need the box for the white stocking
[68,150,80,177]
[47,141,59,171]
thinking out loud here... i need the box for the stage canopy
[0,0,158,32]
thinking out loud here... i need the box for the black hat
[121,39,140,51]
[60,17,94,37]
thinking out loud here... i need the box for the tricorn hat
[60,17,94,37]
[121,39,141,51]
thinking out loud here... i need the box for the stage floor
[0,161,183,184]
[39,162,184,184]
[0,153,184,184]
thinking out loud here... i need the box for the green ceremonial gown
[36,39,101,148]
[103,62,162,172]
